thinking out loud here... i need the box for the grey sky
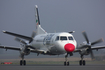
[0,0,105,57]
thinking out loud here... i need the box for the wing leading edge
[0,45,21,51]
[74,45,105,52]
[3,30,32,41]
[0,45,44,54]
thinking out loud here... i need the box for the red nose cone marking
[64,43,75,52]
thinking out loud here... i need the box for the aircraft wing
[91,45,105,50]
[2,30,32,41]
[0,45,21,51]
[74,45,105,52]
[0,45,45,54]
[30,49,44,54]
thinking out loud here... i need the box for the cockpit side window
[60,36,67,40]
[55,36,59,41]
[68,36,73,40]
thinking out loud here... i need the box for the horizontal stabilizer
[3,30,32,41]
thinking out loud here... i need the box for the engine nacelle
[79,49,89,55]
[20,49,30,55]
[24,49,30,55]
[20,45,30,55]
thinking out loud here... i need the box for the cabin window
[55,36,59,41]
[60,36,67,40]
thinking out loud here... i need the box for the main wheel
[83,60,85,66]
[64,61,66,66]
[20,60,22,66]
[23,60,26,65]
[67,62,69,66]
[79,60,82,66]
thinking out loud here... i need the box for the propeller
[15,37,27,45]
[82,31,89,44]
[15,31,36,44]
[82,31,103,59]
[91,38,104,45]
[15,31,36,60]
[15,31,36,45]
[29,31,36,43]
[31,31,36,39]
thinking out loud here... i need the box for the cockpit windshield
[55,36,59,41]
[68,36,73,40]
[60,36,67,40]
[55,36,73,41]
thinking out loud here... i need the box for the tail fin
[35,5,47,35]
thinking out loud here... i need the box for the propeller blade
[90,50,95,60]
[31,31,36,38]
[15,37,27,45]
[82,31,89,44]
[91,38,104,45]
[88,46,95,60]
[29,31,36,43]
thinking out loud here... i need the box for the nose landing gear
[64,54,69,66]
[64,52,73,66]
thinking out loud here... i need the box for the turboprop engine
[20,44,30,56]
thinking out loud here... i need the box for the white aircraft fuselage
[31,32,77,55]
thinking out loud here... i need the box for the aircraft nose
[64,43,75,52]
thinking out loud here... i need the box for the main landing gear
[20,60,26,65]
[79,55,86,66]
[20,55,26,66]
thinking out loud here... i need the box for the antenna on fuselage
[68,31,75,34]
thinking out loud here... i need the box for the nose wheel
[64,61,69,66]
[64,54,69,66]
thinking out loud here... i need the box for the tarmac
[0,64,105,70]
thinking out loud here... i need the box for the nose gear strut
[64,53,69,66]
